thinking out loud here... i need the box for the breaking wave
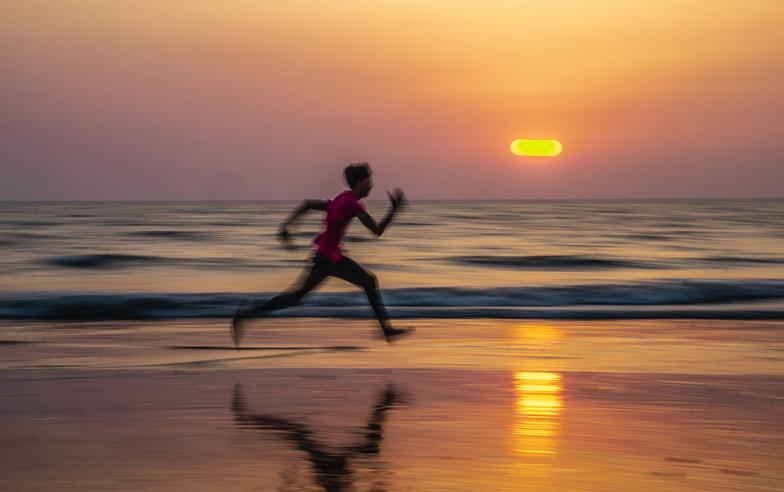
[2,280,783,320]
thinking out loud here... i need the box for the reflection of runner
[231,163,414,346]
[231,383,405,491]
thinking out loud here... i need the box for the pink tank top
[313,190,366,263]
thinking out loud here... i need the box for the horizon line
[1,196,782,203]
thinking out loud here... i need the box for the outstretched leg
[331,256,414,342]
[232,258,331,346]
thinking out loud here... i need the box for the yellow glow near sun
[510,139,563,157]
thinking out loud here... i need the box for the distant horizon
[2,195,782,204]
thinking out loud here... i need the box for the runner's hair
[344,163,371,188]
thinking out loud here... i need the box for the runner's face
[357,176,373,197]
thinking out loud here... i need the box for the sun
[510,139,562,157]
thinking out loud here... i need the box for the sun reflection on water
[514,323,564,342]
[513,371,563,457]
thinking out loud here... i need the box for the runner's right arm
[277,199,329,243]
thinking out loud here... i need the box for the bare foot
[383,326,415,344]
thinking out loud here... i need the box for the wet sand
[1,318,782,490]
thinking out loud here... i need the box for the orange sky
[1,1,782,199]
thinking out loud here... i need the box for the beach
[1,318,782,491]
[1,199,783,490]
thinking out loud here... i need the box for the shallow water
[1,367,781,491]
[1,317,783,491]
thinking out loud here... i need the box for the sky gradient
[1,1,783,200]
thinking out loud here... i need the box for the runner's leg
[242,257,331,317]
[231,257,332,347]
[330,256,391,330]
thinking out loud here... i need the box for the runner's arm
[277,199,329,242]
[357,211,390,237]
[357,189,406,237]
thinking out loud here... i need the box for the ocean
[1,199,783,320]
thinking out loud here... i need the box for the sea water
[1,199,782,319]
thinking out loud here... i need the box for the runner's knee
[362,272,378,292]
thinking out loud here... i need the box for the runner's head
[344,162,373,198]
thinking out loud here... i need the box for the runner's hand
[387,189,406,211]
[276,227,294,247]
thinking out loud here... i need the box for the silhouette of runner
[232,163,414,346]
[231,382,406,491]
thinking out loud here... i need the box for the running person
[231,163,414,346]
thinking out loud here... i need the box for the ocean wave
[2,220,61,227]
[449,255,661,269]
[101,221,186,228]
[623,234,671,241]
[41,254,252,269]
[1,280,783,320]
[697,256,784,265]
[127,230,215,241]
[207,221,261,227]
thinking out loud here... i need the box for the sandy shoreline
[0,318,781,374]
[1,318,782,490]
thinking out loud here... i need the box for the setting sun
[510,139,563,157]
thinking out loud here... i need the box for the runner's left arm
[277,199,329,243]
[357,189,406,237]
